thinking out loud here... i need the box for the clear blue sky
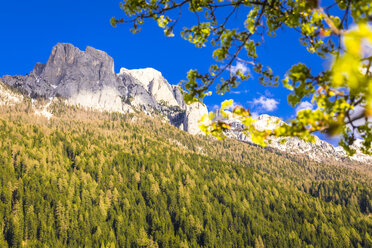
[0,0,339,144]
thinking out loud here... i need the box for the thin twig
[209,0,268,86]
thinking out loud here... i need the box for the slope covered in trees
[0,100,371,247]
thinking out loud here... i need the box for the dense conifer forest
[0,99,371,247]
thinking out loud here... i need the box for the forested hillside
[0,100,371,247]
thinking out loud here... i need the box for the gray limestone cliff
[1,43,208,134]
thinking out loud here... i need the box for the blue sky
[0,0,339,144]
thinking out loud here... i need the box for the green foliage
[112,0,372,155]
[0,102,371,247]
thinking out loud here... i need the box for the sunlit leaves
[285,63,313,107]
[110,17,118,27]
[182,22,212,48]
[245,7,259,34]
[157,15,168,28]
[349,0,372,23]
[198,99,276,146]
[332,23,372,111]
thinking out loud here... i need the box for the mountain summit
[1,43,208,134]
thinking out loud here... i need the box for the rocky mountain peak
[0,43,208,135]
[119,67,163,88]
[47,43,81,66]
[119,67,180,107]
[44,43,117,96]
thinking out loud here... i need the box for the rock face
[183,102,208,135]
[119,68,180,107]
[0,43,208,134]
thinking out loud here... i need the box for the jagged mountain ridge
[1,43,207,134]
[220,113,372,164]
[1,43,371,164]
